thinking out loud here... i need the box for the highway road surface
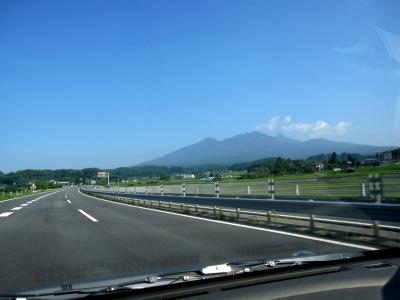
[0,188,377,294]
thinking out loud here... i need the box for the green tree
[328,152,338,165]
[35,180,48,190]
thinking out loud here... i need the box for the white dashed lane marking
[67,200,71,204]
[78,209,98,222]
[0,212,13,217]
[1,190,62,219]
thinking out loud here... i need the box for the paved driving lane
[0,188,370,293]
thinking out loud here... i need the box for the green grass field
[0,188,61,202]
[118,168,400,202]
[0,191,32,202]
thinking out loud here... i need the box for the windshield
[0,0,399,295]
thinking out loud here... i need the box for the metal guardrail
[92,172,400,202]
[81,188,400,244]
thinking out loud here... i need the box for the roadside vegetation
[1,152,399,189]
[0,180,63,202]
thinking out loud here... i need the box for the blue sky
[1,0,399,172]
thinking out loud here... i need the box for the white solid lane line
[11,207,23,211]
[21,204,29,206]
[67,200,71,204]
[78,209,98,222]
[0,212,13,217]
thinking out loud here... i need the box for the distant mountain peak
[141,132,395,166]
[199,137,218,143]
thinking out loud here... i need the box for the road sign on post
[97,172,109,186]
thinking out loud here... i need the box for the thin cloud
[333,45,366,55]
[375,27,400,63]
[284,115,291,123]
[256,117,350,138]
[256,116,280,132]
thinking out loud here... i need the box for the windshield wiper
[1,252,361,299]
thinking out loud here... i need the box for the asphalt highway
[0,188,376,294]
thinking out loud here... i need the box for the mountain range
[142,131,395,166]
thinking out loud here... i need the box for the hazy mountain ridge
[142,132,395,166]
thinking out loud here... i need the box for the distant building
[175,174,195,179]
[315,163,324,172]
[378,149,400,162]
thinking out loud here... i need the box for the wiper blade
[91,253,360,295]
[5,253,361,299]
[230,252,359,275]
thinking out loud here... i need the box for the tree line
[0,152,372,189]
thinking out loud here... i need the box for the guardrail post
[180,203,184,212]
[372,220,380,238]
[169,202,172,209]
[196,186,199,196]
[296,184,299,197]
[161,185,164,196]
[182,183,186,197]
[159,201,161,208]
[213,206,217,216]
[268,179,275,199]
[236,208,240,219]
[195,204,199,213]
[266,211,271,223]
[145,185,148,195]
[375,175,382,204]
[133,186,136,194]
[215,182,220,198]
[361,183,366,198]
[369,174,382,203]
[309,213,315,230]
[247,185,251,197]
